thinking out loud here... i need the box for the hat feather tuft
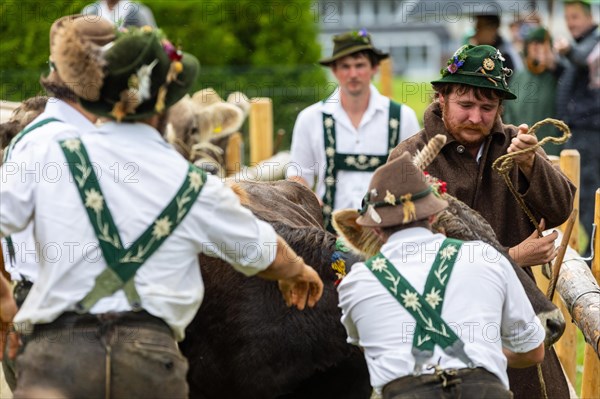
[53,24,106,101]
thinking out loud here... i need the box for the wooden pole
[249,98,273,165]
[225,132,243,177]
[379,58,393,98]
[560,150,580,251]
[554,149,580,385]
[581,189,600,399]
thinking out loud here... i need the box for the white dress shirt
[1,122,277,340]
[1,98,96,282]
[337,227,544,392]
[287,84,420,210]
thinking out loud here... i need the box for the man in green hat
[504,27,564,156]
[388,46,575,397]
[287,29,420,231]
[389,44,574,268]
[0,18,323,398]
[336,152,545,398]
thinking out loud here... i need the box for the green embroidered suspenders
[365,238,475,374]
[3,117,61,266]
[60,138,207,312]
[321,101,401,231]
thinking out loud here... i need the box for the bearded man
[388,45,575,270]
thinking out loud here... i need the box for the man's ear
[438,93,446,107]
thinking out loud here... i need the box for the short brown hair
[333,50,381,68]
[40,74,77,102]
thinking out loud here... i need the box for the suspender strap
[365,239,475,373]
[3,117,61,266]
[60,138,207,312]
[321,101,402,232]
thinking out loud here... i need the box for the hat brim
[81,52,199,121]
[319,46,389,66]
[356,194,448,228]
[431,74,517,100]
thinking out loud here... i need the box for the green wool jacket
[389,102,576,250]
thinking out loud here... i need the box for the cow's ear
[332,209,383,258]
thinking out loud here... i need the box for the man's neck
[340,88,371,129]
[105,0,120,10]
[63,100,98,124]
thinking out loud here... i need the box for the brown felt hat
[45,15,116,101]
[356,152,448,228]
[319,29,388,66]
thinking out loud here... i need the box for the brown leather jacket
[389,102,576,249]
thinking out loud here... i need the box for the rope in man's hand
[492,118,571,236]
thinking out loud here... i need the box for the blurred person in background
[504,27,565,156]
[83,0,157,28]
[555,0,599,251]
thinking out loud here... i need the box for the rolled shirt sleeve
[197,175,278,276]
[500,257,546,353]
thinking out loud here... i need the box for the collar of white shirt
[381,227,438,256]
[321,84,388,122]
[95,120,171,147]
[31,98,96,132]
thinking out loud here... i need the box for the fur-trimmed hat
[45,15,116,100]
[319,28,388,66]
[431,44,516,100]
[356,152,448,228]
[53,22,199,121]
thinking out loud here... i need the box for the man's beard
[441,101,500,146]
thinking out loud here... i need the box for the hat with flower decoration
[431,44,517,100]
[356,152,448,228]
[53,23,199,121]
[319,28,389,66]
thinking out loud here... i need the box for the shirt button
[456,145,465,154]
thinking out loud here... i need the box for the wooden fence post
[249,97,273,164]
[555,150,580,386]
[225,132,243,177]
[380,58,393,98]
[581,189,600,399]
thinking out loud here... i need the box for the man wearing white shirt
[336,152,545,398]
[0,19,323,398]
[287,29,420,231]
[83,0,157,28]
[0,15,116,392]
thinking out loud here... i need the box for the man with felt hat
[387,45,575,397]
[388,44,574,270]
[287,29,420,231]
[0,17,323,398]
[0,14,116,391]
[336,152,545,398]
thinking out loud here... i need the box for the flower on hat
[352,28,370,43]
[423,171,447,197]
[441,45,468,77]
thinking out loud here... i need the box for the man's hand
[278,264,324,311]
[554,37,571,56]
[509,219,559,267]
[507,124,537,178]
[258,235,324,310]
[0,274,19,360]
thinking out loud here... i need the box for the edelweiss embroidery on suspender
[60,138,207,312]
[365,238,475,374]
[3,117,61,266]
[321,101,401,231]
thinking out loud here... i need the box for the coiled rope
[492,118,571,399]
